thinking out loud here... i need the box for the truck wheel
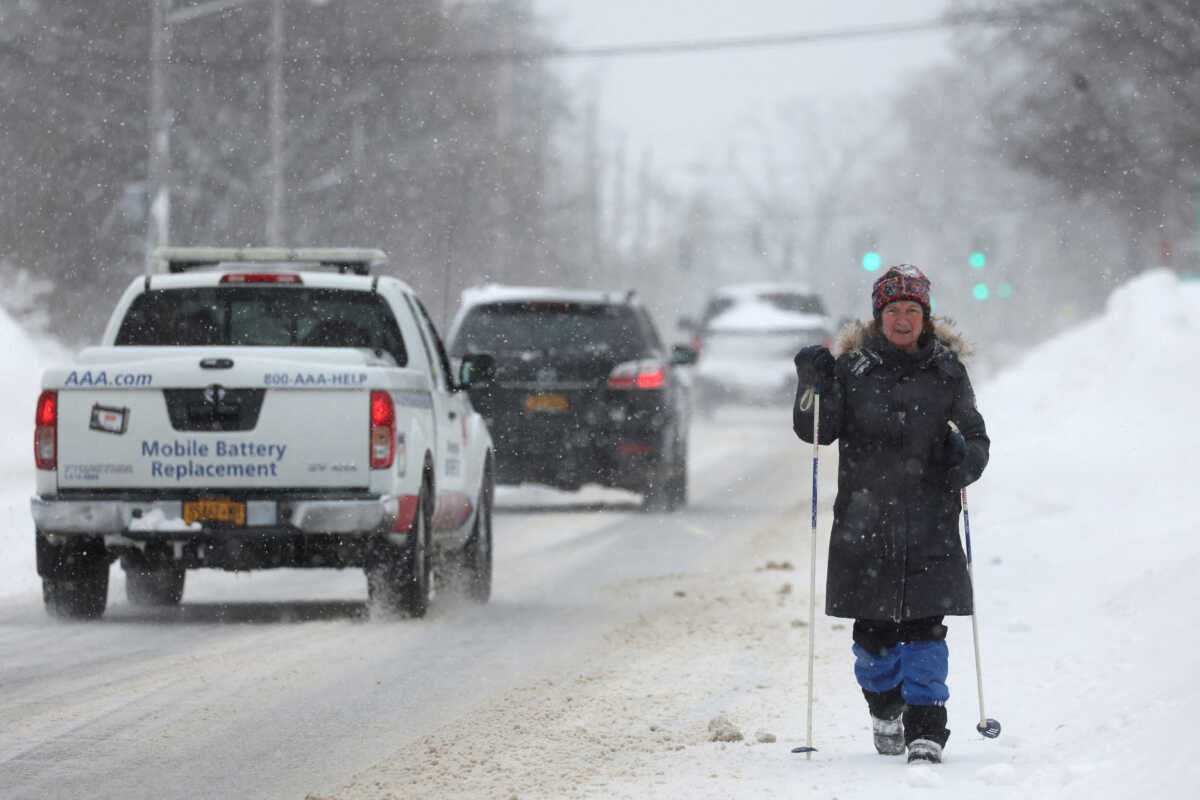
[37,535,110,619]
[366,482,432,618]
[123,555,185,607]
[461,471,493,604]
[399,482,433,617]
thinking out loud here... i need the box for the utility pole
[584,92,603,279]
[145,0,284,268]
[146,0,172,271]
[266,0,284,245]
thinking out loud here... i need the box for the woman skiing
[792,264,989,764]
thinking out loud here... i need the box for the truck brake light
[607,359,667,390]
[220,273,303,284]
[35,390,57,470]
[370,390,395,469]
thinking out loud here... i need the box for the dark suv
[447,286,696,510]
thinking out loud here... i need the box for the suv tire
[663,438,689,511]
[642,433,687,513]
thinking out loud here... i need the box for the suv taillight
[35,390,57,470]
[607,359,666,390]
[370,390,395,469]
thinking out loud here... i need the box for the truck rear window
[115,287,407,365]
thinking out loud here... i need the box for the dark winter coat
[793,319,989,622]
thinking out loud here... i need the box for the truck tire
[37,535,110,619]
[123,555,186,607]
[366,482,432,618]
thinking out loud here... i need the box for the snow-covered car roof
[458,283,638,309]
[710,281,819,299]
[694,281,830,330]
[704,299,830,333]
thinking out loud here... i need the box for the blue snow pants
[852,617,949,707]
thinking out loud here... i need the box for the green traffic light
[862,251,882,271]
[969,251,987,269]
[972,282,989,300]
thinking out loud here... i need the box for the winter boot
[903,704,949,764]
[906,738,943,764]
[872,714,905,755]
[863,686,905,756]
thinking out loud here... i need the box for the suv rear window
[451,302,647,360]
[115,287,407,365]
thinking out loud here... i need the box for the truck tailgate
[56,389,369,490]
[46,348,400,491]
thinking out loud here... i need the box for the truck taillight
[35,390,57,470]
[370,390,395,469]
[607,359,666,390]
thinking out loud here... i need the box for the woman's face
[880,300,925,353]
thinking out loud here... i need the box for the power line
[465,16,959,62]
[13,13,1003,68]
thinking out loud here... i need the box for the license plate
[183,498,246,526]
[524,392,568,413]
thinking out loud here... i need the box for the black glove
[936,424,966,468]
[794,345,835,380]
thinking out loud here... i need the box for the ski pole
[959,473,1001,739]
[792,389,819,757]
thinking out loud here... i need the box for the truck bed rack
[153,247,387,275]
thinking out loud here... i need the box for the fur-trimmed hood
[833,316,972,361]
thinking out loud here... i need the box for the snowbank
[961,268,1200,798]
[0,307,49,444]
[0,306,71,597]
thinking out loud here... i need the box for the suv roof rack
[153,247,387,275]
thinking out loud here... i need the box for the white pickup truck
[32,248,495,619]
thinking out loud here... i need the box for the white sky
[533,0,954,179]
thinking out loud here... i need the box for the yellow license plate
[183,498,246,526]
[524,392,568,413]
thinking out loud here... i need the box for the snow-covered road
[1,408,834,800]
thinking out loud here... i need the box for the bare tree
[0,0,579,341]
[954,0,1200,272]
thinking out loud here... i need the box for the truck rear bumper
[31,495,400,536]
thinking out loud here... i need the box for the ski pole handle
[947,422,973,566]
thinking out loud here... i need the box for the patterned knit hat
[872,264,931,318]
